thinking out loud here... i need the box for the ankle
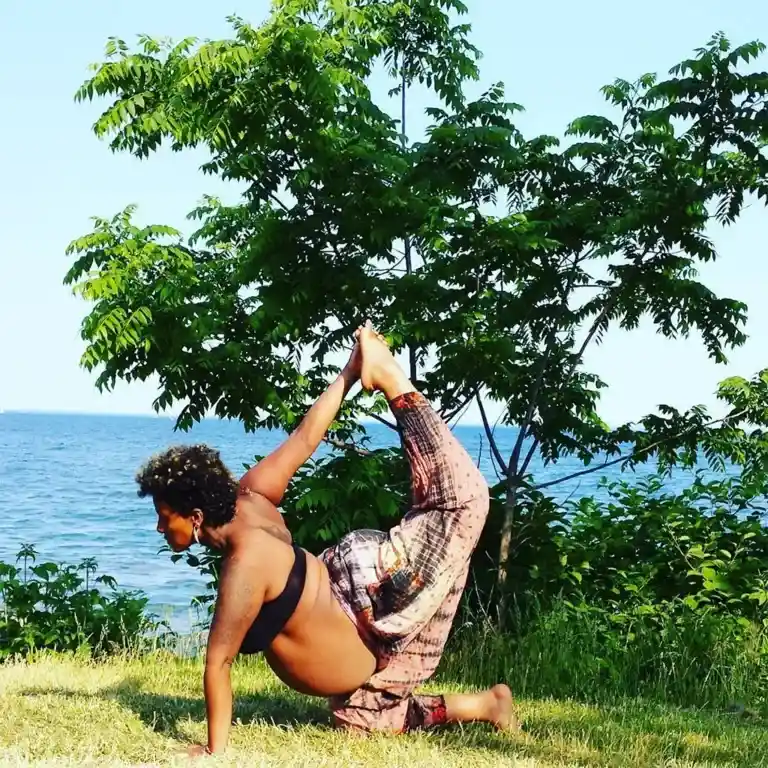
[380,371,416,402]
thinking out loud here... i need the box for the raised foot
[488,684,520,732]
[358,321,401,393]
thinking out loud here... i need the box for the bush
[0,545,167,659]
[443,598,768,710]
[451,471,768,710]
[470,472,768,627]
[168,459,768,711]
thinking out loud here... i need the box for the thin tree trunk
[494,256,588,624]
[401,70,417,383]
[495,254,646,626]
[477,392,507,474]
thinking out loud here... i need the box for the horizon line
[0,408,492,429]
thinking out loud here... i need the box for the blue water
[0,410,727,631]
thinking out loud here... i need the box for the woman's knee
[331,700,411,735]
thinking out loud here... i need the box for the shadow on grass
[103,676,333,739]
[18,679,767,766]
[17,679,329,741]
[17,678,519,759]
[101,679,524,762]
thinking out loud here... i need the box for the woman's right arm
[238,362,359,506]
[202,556,266,755]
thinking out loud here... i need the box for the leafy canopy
[65,3,768,594]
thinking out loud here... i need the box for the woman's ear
[191,508,205,529]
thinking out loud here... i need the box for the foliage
[558,475,768,617]
[470,473,768,623]
[166,544,221,624]
[446,474,768,711]
[65,1,768,609]
[0,545,166,659]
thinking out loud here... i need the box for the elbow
[205,653,234,678]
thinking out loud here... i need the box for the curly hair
[135,444,238,527]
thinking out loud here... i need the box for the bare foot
[444,683,521,732]
[487,684,520,732]
[357,320,404,394]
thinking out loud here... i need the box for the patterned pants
[320,391,490,733]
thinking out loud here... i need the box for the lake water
[0,410,725,631]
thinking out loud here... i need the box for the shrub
[0,545,167,659]
[443,598,768,710]
[469,473,768,628]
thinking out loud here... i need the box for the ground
[0,653,765,767]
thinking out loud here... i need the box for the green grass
[441,607,768,711]
[0,651,766,767]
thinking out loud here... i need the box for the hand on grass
[185,743,212,759]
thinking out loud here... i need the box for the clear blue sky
[1,1,766,427]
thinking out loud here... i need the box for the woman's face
[155,501,195,552]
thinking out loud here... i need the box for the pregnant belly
[264,604,377,697]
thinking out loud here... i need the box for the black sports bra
[239,544,307,655]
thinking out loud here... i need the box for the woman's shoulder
[235,492,292,543]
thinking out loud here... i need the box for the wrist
[340,367,358,389]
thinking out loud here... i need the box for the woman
[136,322,516,757]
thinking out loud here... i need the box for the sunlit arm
[238,368,357,505]
[204,659,234,754]
[203,557,265,755]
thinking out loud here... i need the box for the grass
[0,650,766,768]
[442,607,768,711]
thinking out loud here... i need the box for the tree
[65,0,768,620]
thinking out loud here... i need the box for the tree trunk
[400,70,418,383]
[496,477,519,627]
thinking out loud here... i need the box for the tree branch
[573,290,618,362]
[368,254,407,275]
[507,252,588,479]
[442,386,480,424]
[532,407,749,492]
[514,253,645,483]
[224,132,294,216]
[519,434,539,478]
[507,346,548,477]
[477,392,508,474]
[496,250,637,606]
[447,395,476,432]
[363,408,399,431]
[324,436,372,456]
[400,69,418,384]
[268,190,291,214]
